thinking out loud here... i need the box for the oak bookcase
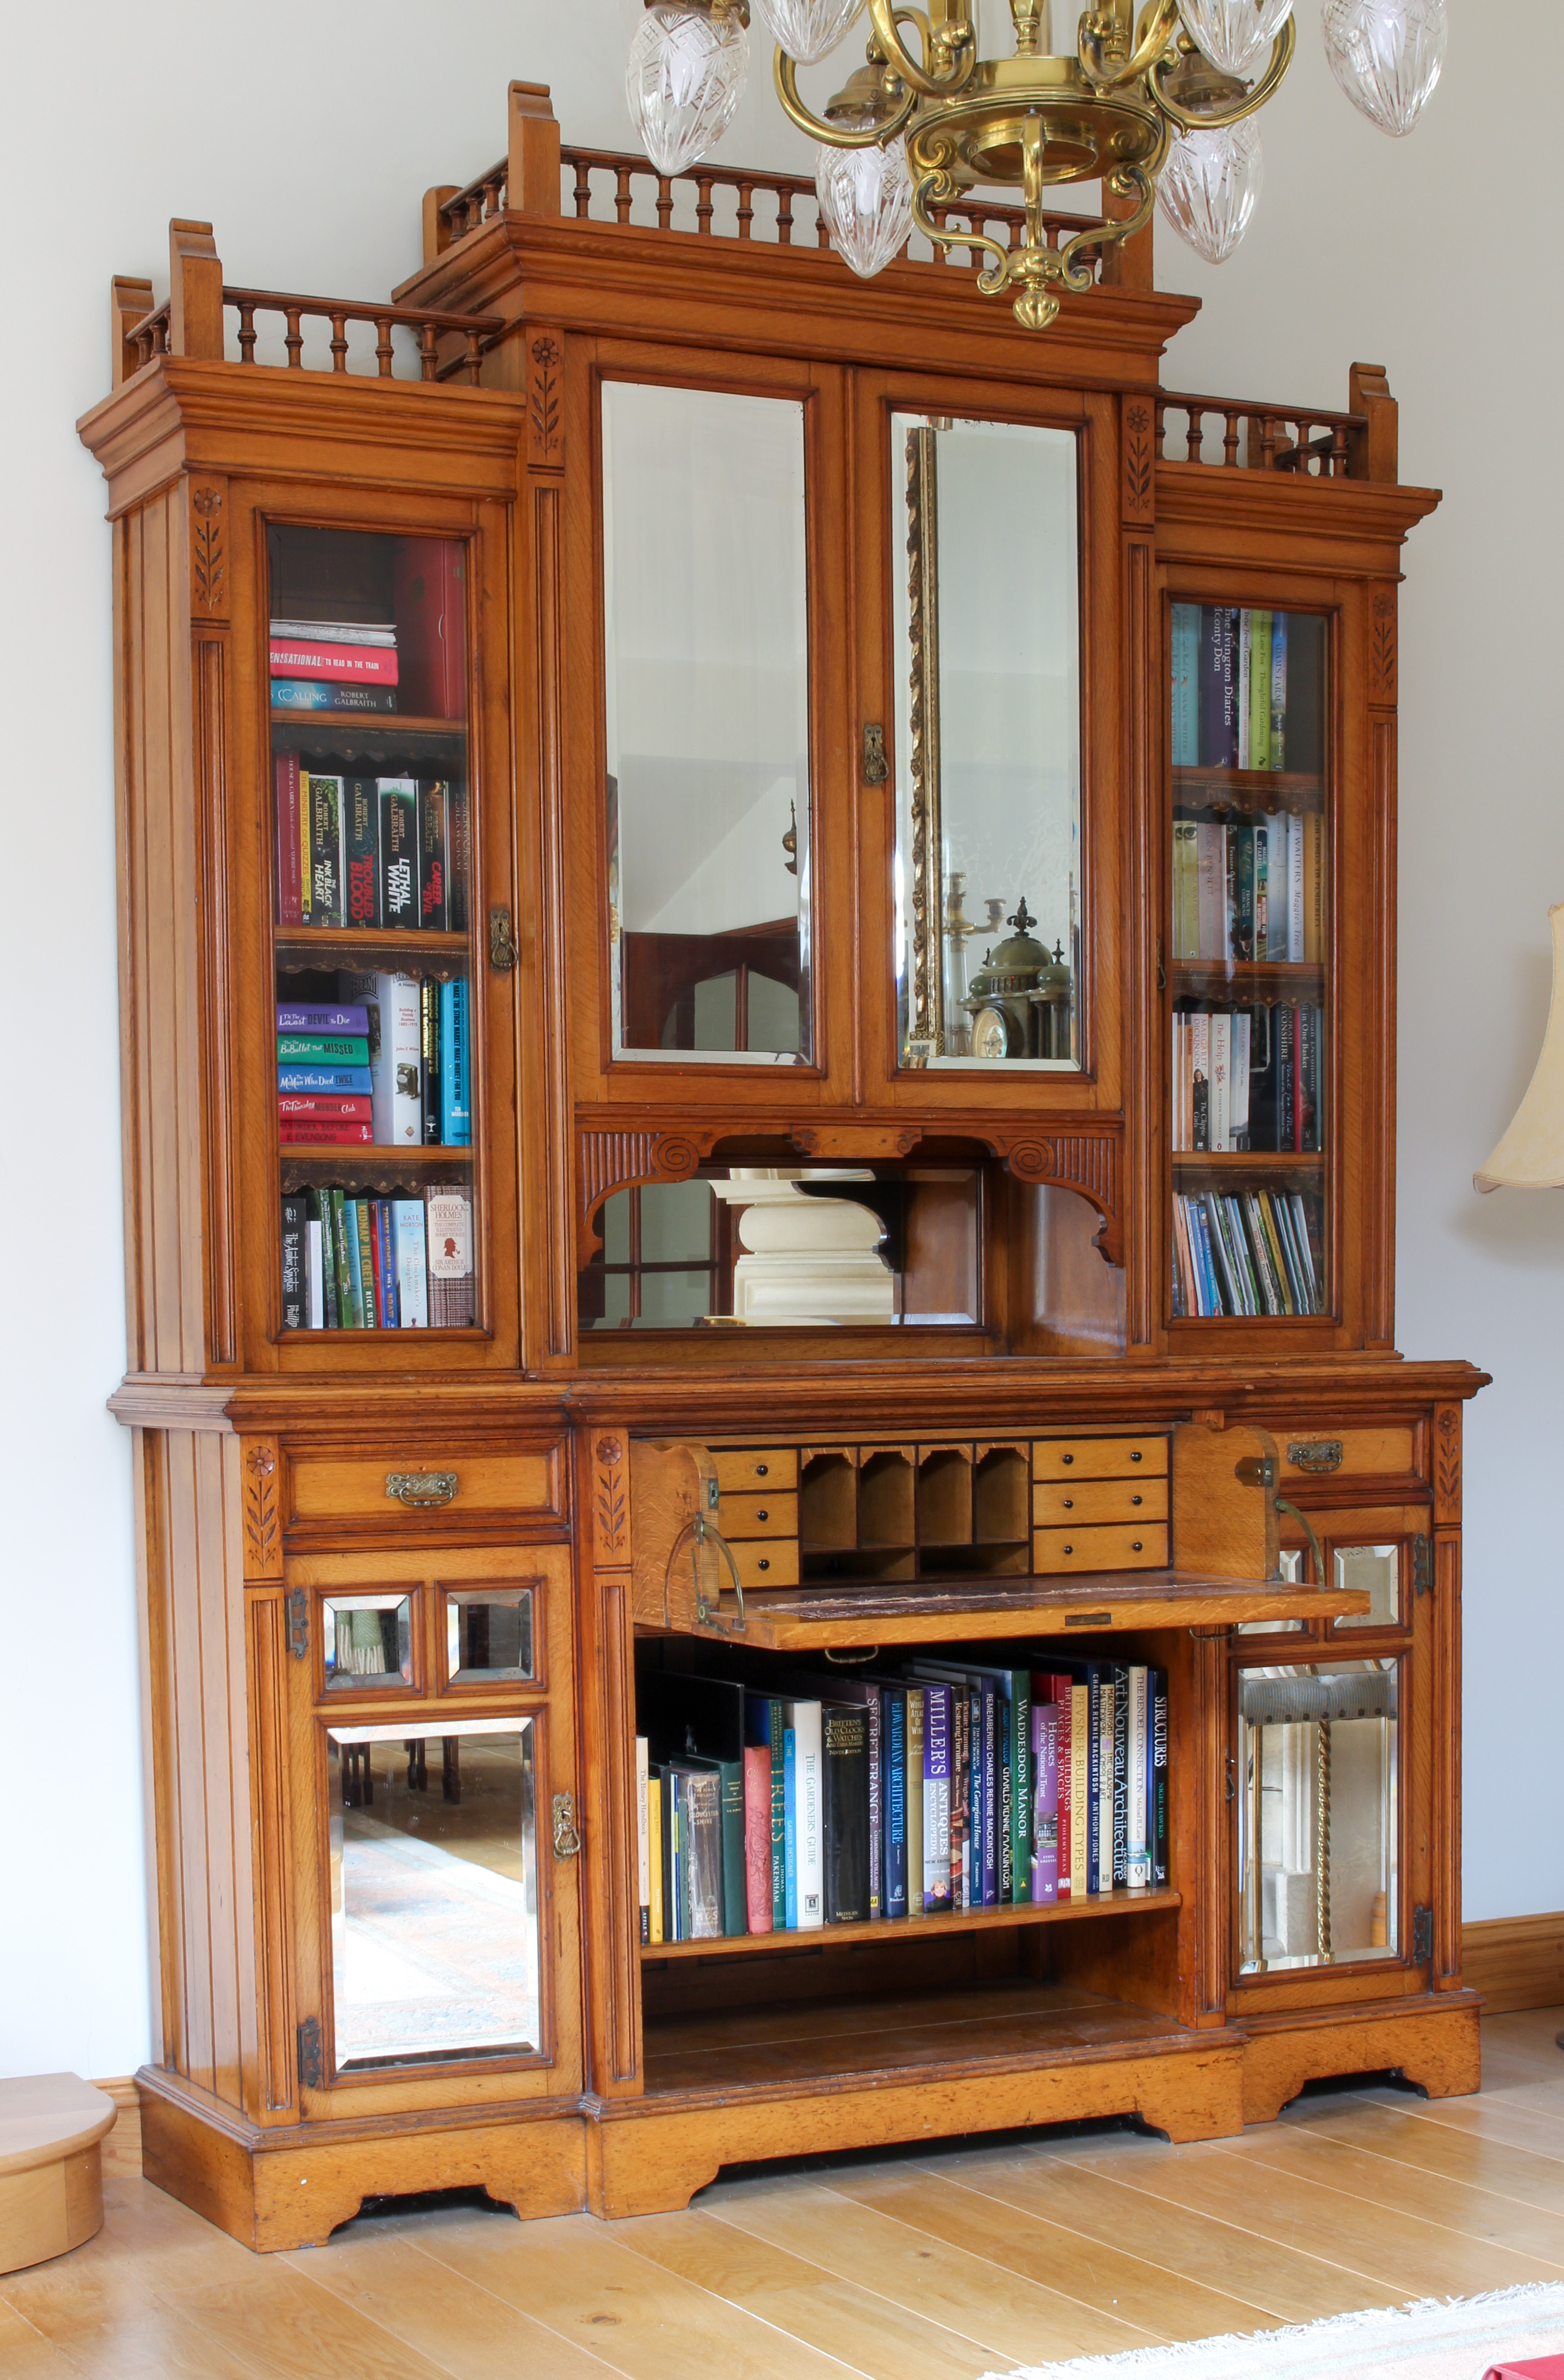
[80,80,1486,2252]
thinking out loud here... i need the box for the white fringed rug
[987,2286,1564,2380]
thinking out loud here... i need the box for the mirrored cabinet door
[600,380,813,1066]
[892,414,1083,1072]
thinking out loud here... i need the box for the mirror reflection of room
[893,413,1083,1071]
[1237,1661,1399,1975]
[601,380,811,1064]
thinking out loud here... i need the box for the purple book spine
[1200,606,1239,770]
[1031,1705,1060,1904]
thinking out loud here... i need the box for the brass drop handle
[1288,1440,1343,1474]
[386,1471,458,1508]
[489,905,518,971]
[552,1792,581,1860]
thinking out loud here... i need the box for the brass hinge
[1413,1536,1433,1597]
[286,1587,309,1661]
[1412,1903,1434,1964]
[862,723,889,784]
[297,2014,323,2089]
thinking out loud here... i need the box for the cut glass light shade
[1176,0,1294,80]
[752,0,862,66]
[1321,0,1446,136]
[626,5,750,177]
[816,135,915,279]
[1156,120,1263,264]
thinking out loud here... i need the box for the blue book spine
[1194,1199,1224,1316]
[1085,1668,1102,1895]
[440,978,472,1146]
[783,1727,798,1930]
[1270,613,1288,769]
[376,1200,399,1329]
[883,1693,908,1920]
[1172,603,1200,767]
[982,1681,998,1907]
[277,1065,374,1094]
[342,1197,366,1328]
[668,1774,682,1943]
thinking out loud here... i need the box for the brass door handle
[489,905,518,971]
[552,1792,581,1859]
[386,1471,458,1508]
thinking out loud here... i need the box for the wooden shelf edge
[641,1886,1181,1963]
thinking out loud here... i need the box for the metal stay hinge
[296,2015,323,2090]
[286,1587,309,1661]
[1413,1904,1434,1964]
[1414,1536,1434,1597]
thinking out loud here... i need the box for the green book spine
[1011,1669,1032,1905]
[340,1195,366,1327]
[277,1033,370,1065]
[1249,610,1272,771]
[355,1201,379,1328]
[329,1190,355,1325]
[768,1699,786,1930]
[719,1760,746,1938]
[310,1189,339,1330]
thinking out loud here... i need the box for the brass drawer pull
[1288,1440,1343,1474]
[552,1793,581,1860]
[386,1471,458,1508]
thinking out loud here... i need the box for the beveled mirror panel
[327,1717,538,2070]
[602,381,811,1065]
[1332,1543,1400,1630]
[445,1587,535,1683]
[893,414,1082,1071]
[323,1593,414,1689]
[1237,1659,1399,1974]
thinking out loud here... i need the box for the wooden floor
[6,2009,1564,2378]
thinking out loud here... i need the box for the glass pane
[270,524,477,1335]
[1333,1543,1400,1629]
[323,1594,413,1689]
[1168,605,1329,1320]
[893,415,1082,1072]
[1238,1543,1306,1637]
[328,1719,538,2069]
[445,1590,535,1684]
[1237,1660,1398,1973]
[602,382,811,1065]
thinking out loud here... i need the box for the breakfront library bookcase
[81,79,1486,2252]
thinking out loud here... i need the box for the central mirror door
[892,414,1084,1071]
[601,380,812,1066]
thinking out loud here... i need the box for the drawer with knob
[1033,1477,1169,1530]
[1032,1522,1169,1575]
[718,1492,799,1540]
[1032,1436,1169,1484]
[727,1537,801,1590]
[712,1448,799,1495]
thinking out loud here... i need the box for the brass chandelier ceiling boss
[625,0,1448,328]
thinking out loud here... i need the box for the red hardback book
[278,1094,372,1122]
[393,539,467,719]
[274,752,302,926]
[1483,2362,1564,2379]
[277,1120,375,1146]
[744,1745,774,1935]
[269,639,399,686]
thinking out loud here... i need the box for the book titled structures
[275,765,470,938]
[633,1660,1170,1946]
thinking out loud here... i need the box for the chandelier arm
[1059,162,1157,285]
[1078,0,1182,94]
[774,46,916,145]
[909,167,1013,284]
[1149,13,1296,130]
[865,0,976,99]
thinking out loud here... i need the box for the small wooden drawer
[720,1492,799,1540]
[729,1538,801,1589]
[1034,1477,1170,1529]
[289,1447,562,1532]
[1277,1428,1418,1484]
[1033,1523,1169,1574]
[712,1447,799,1494]
[1032,1437,1169,1485]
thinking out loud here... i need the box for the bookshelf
[84,96,1483,2253]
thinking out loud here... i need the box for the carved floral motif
[1122,400,1154,523]
[242,1439,280,1577]
[595,1436,628,1559]
[1371,591,1397,703]
[189,478,227,617]
[529,333,563,468]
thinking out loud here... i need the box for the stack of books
[280,1184,474,1331]
[1172,604,1292,771]
[1173,1187,1323,1318]
[1172,1004,1323,1153]
[274,767,469,937]
[633,1660,1170,1945]
[278,991,469,1150]
[1171,812,1324,966]
[271,617,398,715]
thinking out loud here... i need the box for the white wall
[0,0,1552,2079]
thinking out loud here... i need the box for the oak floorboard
[398,2203,877,2380]
[1281,2092,1564,2212]
[280,2224,620,2380]
[697,2173,1154,2365]
[1351,2084,1564,2163]
[1059,2128,1564,2298]
[888,2142,1407,2327]
[823,2157,1287,2344]
[1219,2125,1564,2265]
[610,2205,997,2380]
[0,2300,88,2380]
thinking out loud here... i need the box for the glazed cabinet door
[278,1541,583,2119]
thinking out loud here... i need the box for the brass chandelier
[625,0,1447,329]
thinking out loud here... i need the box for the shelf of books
[270,524,477,1335]
[1168,602,1330,1324]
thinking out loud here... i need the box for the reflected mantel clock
[80,82,1484,2253]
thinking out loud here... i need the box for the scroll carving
[1003,1128,1123,1265]
[527,331,564,470]
[188,476,228,619]
[1370,589,1397,704]
[242,1438,282,1580]
[576,1126,715,1263]
[1121,399,1155,525]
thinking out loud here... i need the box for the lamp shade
[1474,903,1564,1190]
